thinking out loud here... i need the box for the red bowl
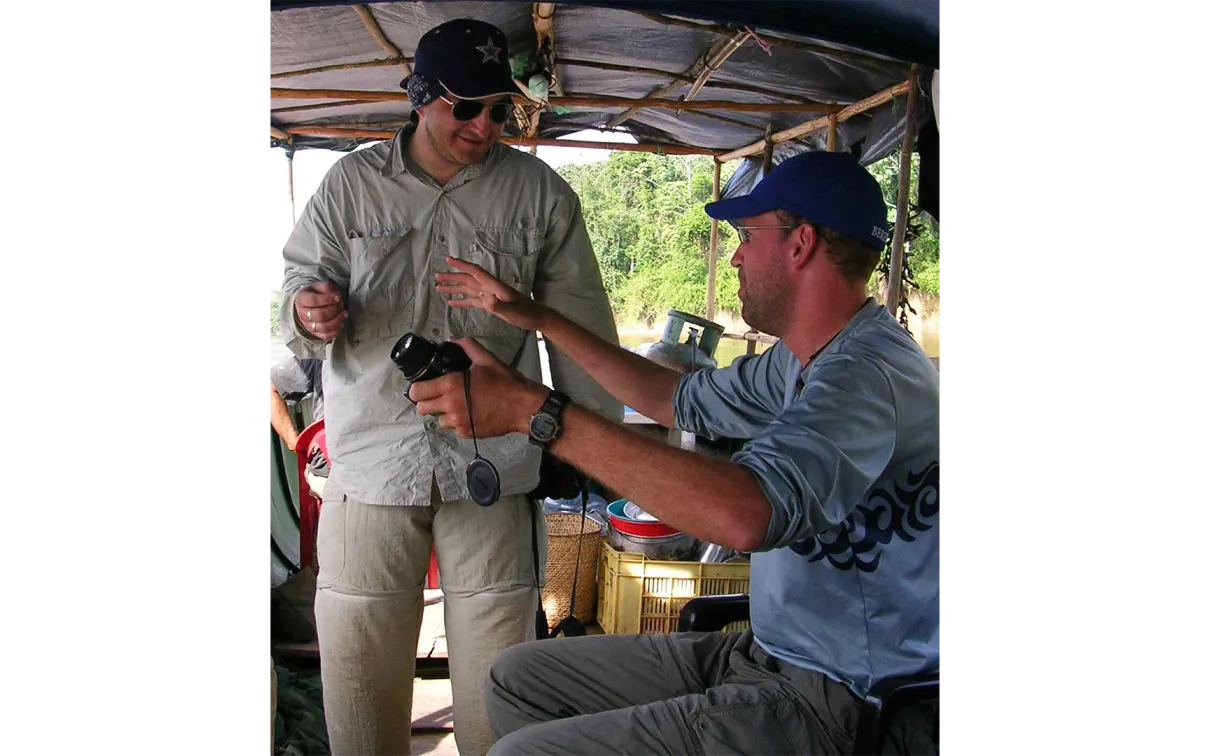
[607,501,681,538]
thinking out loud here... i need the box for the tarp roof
[270,0,938,173]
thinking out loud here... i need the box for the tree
[867,151,940,296]
[556,153,741,323]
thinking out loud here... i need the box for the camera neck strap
[462,369,482,460]
[462,368,501,507]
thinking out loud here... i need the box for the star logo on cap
[476,37,501,64]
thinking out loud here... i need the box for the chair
[676,595,939,755]
[293,419,326,573]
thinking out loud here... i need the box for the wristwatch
[528,390,571,449]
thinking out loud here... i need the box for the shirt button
[437,234,446,242]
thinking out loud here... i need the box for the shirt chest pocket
[450,222,542,346]
[346,225,416,346]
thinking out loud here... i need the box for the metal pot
[609,529,699,561]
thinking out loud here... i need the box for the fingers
[295,283,347,341]
[296,303,347,340]
[434,283,477,297]
[433,271,477,288]
[298,302,344,323]
[407,378,440,403]
[408,373,464,403]
[413,386,471,438]
[307,311,348,341]
[295,285,342,309]
[445,257,488,277]
[452,338,506,369]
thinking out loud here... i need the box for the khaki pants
[315,482,545,756]
[485,630,866,755]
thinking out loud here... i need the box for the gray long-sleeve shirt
[673,299,939,697]
[278,126,622,506]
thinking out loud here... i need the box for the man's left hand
[409,338,546,439]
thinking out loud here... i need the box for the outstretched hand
[435,257,548,332]
[409,337,547,440]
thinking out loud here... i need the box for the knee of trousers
[485,638,544,690]
[485,724,547,756]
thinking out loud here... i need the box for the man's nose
[465,109,493,137]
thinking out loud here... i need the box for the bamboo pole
[683,29,752,103]
[691,110,768,132]
[718,79,911,162]
[507,137,718,156]
[558,94,830,113]
[272,87,407,102]
[270,88,838,113]
[706,159,721,320]
[272,99,369,114]
[286,149,296,224]
[719,331,778,346]
[527,3,558,138]
[761,123,774,175]
[351,5,410,77]
[885,67,920,319]
[558,58,831,106]
[608,28,753,128]
[629,10,901,67]
[282,126,722,155]
[827,114,838,152]
[271,57,410,80]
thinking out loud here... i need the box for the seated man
[270,355,328,496]
[412,150,940,755]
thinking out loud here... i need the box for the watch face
[530,414,558,439]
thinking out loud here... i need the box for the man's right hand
[294,282,348,342]
[435,256,548,332]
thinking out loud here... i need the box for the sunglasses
[731,224,796,245]
[439,95,515,124]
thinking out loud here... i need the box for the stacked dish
[606,500,698,560]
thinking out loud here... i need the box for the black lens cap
[466,457,501,507]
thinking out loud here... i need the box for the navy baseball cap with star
[403,18,522,101]
[705,151,892,250]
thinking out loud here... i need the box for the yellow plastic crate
[596,540,751,635]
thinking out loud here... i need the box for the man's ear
[787,223,819,272]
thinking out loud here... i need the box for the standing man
[277,18,621,756]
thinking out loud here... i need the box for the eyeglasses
[439,95,515,124]
[731,224,796,245]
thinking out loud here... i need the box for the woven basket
[543,512,602,624]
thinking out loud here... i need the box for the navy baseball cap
[403,18,522,101]
[705,151,891,250]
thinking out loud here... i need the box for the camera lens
[391,332,437,381]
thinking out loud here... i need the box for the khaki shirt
[278,126,622,506]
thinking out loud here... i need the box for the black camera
[391,332,471,382]
[390,332,500,507]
